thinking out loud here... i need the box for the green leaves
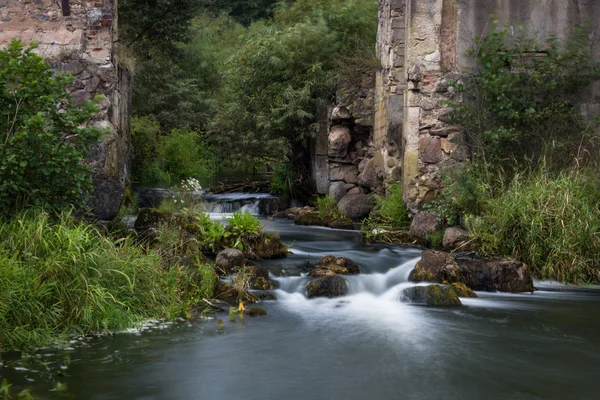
[0,39,100,214]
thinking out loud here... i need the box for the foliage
[466,169,600,283]
[0,40,101,214]
[269,162,292,195]
[119,0,204,56]
[202,0,280,26]
[226,211,263,236]
[362,182,411,238]
[426,230,445,250]
[131,117,217,183]
[449,22,600,177]
[0,211,213,350]
[211,0,379,161]
[315,195,344,221]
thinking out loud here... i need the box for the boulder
[408,250,464,284]
[247,265,277,290]
[332,106,352,120]
[329,218,354,230]
[274,206,314,219]
[306,274,348,298]
[329,181,348,202]
[294,211,323,226]
[450,282,477,298]
[409,213,442,241]
[244,233,289,260]
[328,125,352,158]
[255,292,277,301]
[401,285,462,306]
[309,255,360,277]
[329,164,359,184]
[358,157,383,192]
[456,256,534,293]
[215,248,244,275]
[213,280,258,306]
[246,307,268,317]
[443,227,469,249]
[338,193,375,221]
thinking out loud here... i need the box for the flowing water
[2,193,600,399]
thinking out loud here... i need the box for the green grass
[467,169,600,283]
[0,211,215,350]
[315,195,345,221]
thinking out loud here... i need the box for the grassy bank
[0,211,214,351]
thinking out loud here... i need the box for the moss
[450,282,478,298]
[408,267,436,282]
[250,276,275,290]
[294,211,325,226]
[402,284,461,306]
[247,307,268,317]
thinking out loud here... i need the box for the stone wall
[376,0,600,213]
[311,74,382,203]
[0,0,131,220]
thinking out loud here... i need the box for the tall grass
[467,169,600,283]
[0,211,212,350]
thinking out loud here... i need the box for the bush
[0,40,102,214]
[466,169,600,283]
[226,211,262,236]
[0,211,216,350]
[315,195,345,221]
[449,23,600,177]
[270,162,292,195]
[131,116,161,182]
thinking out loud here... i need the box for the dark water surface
[2,199,600,400]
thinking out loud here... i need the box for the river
[1,193,600,399]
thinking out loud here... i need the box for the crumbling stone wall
[311,74,381,202]
[0,0,131,220]
[376,0,600,213]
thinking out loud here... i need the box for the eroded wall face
[0,0,131,220]
[377,0,600,212]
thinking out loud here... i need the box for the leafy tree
[201,0,281,26]
[0,40,101,213]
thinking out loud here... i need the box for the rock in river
[215,248,245,275]
[306,275,348,298]
[401,285,461,306]
[309,255,361,277]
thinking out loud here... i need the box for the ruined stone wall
[311,74,381,203]
[0,0,131,220]
[376,0,600,213]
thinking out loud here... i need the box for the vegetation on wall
[437,23,600,283]
[0,40,102,214]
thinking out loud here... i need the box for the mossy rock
[309,255,360,277]
[248,233,289,259]
[247,307,268,317]
[294,211,324,226]
[255,292,277,301]
[306,274,348,298]
[450,282,477,298]
[401,285,462,306]
[251,276,277,290]
[213,280,258,306]
[328,217,354,230]
[408,266,436,282]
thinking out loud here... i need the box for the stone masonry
[0,0,132,220]
[375,0,600,213]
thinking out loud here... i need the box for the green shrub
[131,116,161,182]
[467,169,600,283]
[0,211,201,350]
[315,195,345,221]
[270,162,292,195]
[226,211,262,236]
[449,23,600,178]
[0,40,102,214]
[157,129,217,181]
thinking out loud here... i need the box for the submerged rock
[456,256,534,293]
[246,307,268,317]
[401,285,461,306]
[309,255,361,277]
[215,248,245,275]
[408,250,464,284]
[306,275,348,298]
